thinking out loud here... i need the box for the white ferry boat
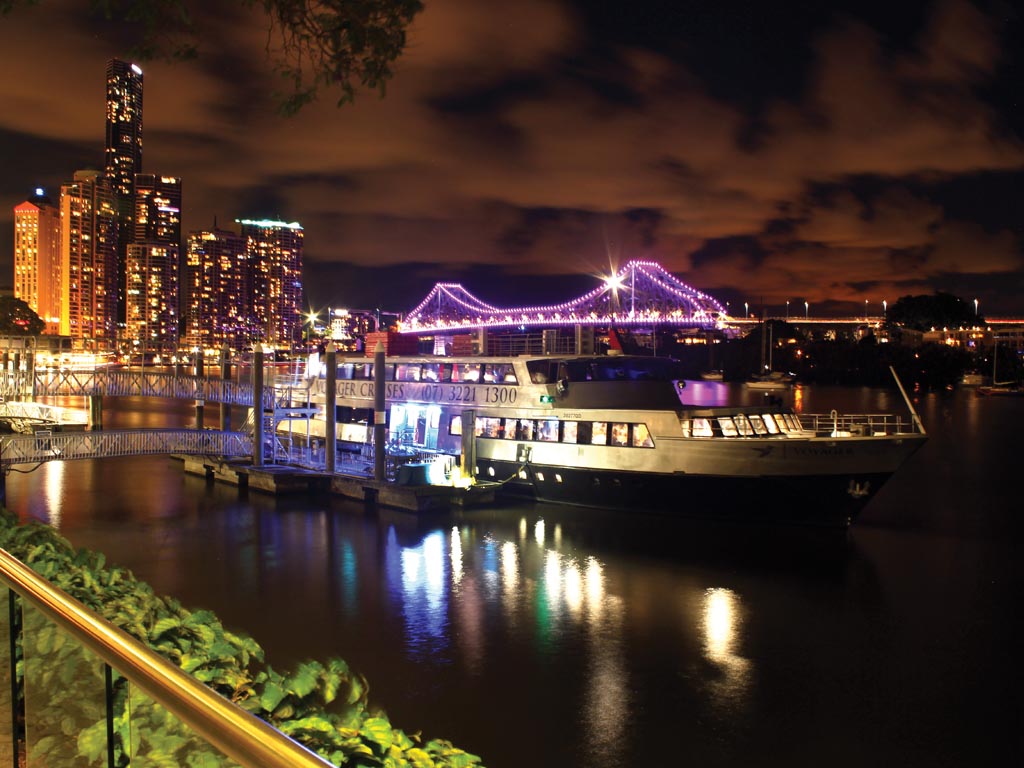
[290,354,927,526]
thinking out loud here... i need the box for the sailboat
[746,320,794,390]
[977,340,1023,396]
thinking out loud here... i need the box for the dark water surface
[5,387,1021,767]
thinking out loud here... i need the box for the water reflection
[701,587,751,707]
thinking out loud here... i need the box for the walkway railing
[0,430,253,468]
[0,548,336,767]
[0,400,89,428]
[0,371,283,408]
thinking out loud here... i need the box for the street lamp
[883,299,887,316]
[744,301,749,318]
[974,298,979,317]
[804,301,809,320]
[786,300,789,320]
[865,299,869,319]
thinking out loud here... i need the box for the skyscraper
[13,188,62,334]
[104,60,143,202]
[184,226,249,349]
[133,174,181,243]
[237,219,304,347]
[127,174,182,347]
[60,170,119,342]
[105,59,143,324]
[126,243,179,348]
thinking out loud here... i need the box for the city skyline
[1,0,1022,316]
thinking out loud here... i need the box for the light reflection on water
[5,388,1019,767]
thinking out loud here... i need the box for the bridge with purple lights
[401,260,728,333]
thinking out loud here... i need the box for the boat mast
[890,365,926,435]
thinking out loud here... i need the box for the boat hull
[478,459,893,526]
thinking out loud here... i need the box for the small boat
[960,371,986,387]
[976,383,1024,397]
[745,319,795,389]
[745,371,794,390]
[700,370,724,381]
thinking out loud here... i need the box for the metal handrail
[0,549,336,768]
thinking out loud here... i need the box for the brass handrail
[0,548,336,768]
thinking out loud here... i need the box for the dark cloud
[1,0,1022,314]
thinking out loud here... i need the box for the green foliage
[1,0,423,114]
[886,292,983,332]
[0,510,484,767]
[0,295,45,335]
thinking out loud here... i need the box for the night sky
[1,0,1022,316]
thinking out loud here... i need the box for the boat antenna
[889,365,926,435]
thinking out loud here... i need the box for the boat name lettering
[336,382,516,405]
[562,411,582,419]
[792,446,853,457]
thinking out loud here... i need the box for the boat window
[610,423,630,446]
[632,423,654,447]
[691,418,713,437]
[749,415,768,435]
[734,415,754,436]
[562,421,578,444]
[351,363,373,380]
[681,419,691,438]
[576,421,593,443]
[477,417,501,438]
[537,420,559,442]
[452,363,481,383]
[383,364,396,381]
[502,418,518,439]
[396,363,421,381]
[421,363,440,382]
[761,414,780,434]
[485,363,517,384]
[526,360,557,384]
[591,422,608,445]
[717,417,739,437]
[449,415,463,436]
[519,419,535,440]
[337,363,354,380]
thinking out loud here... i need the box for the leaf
[260,681,287,713]
[362,717,395,752]
[404,747,436,768]
[150,616,183,640]
[286,662,322,698]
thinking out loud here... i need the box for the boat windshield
[526,357,684,383]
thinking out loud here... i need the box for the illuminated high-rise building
[184,226,249,349]
[60,170,119,342]
[237,219,304,347]
[126,243,179,347]
[127,174,182,347]
[13,188,62,334]
[104,59,143,202]
[105,58,144,324]
[133,174,181,244]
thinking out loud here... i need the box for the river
[4,385,1021,767]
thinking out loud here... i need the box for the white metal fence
[0,429,253,467]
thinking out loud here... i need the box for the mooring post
[219,346,231,431]
[88,395,103,430]
[26,345,36,400]
[373,341,386,481]
[325,342,337,474]
[194,349,205,430]
[252,347,264,467]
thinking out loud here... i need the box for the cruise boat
[290,354,927,526]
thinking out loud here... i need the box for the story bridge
[401,259,728,333]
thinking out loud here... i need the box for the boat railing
[0,548,336,768]
[794,412,922,436]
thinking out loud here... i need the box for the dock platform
[177,455,498,512]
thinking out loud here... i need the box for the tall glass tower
[105,59,143,325]
[104,59,143,200]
